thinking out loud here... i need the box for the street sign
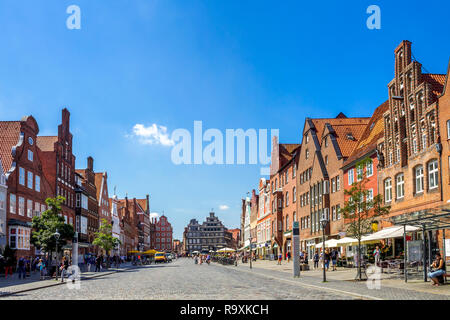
[293,221,300,278]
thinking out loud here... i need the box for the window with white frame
[0,192,4,210]
[336,176,340,191]
[384,178,392,202]
[35,175,40,192]
[447,120,450,139]
[34,202,40,216]
[366,160,373,177]
[422,134,427,150]
[412,139,417,154]
[428,160,439,190]
[293,187,296,203]
[356,165,363,181]
[19,167,25,185]
[9,193,17,213]
[27,199,33,217]
[367,189,374,208]
[28,150,33,162]
[396,174,404,199]
[18,197,25,216]
[336,205,341,220]
[348,169,354,185]
[27,171,33,189]
[415,166,424,193]
[81,194,88,210]
[9,226,31,250]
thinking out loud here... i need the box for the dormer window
[346,133,355,141]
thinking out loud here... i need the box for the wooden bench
[437,273,450,284]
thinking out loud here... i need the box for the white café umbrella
[217,248,235,253]
[316,239,340,248]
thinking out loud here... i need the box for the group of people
[276,248,340,271]
[193,254,210,265]
[0,252,127,281]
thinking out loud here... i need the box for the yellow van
[155,252,166,263]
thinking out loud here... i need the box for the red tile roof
[343,100,389,167]
[94,172,105,201]
[311,117,370,142]
[0,121,21,174]
[422,73,446,102]
[36,136,57,152]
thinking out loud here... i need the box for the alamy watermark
[130,121,279,176]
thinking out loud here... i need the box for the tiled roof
[343,100,389,167]
[311,117,370,142]
[422,73,446,102]
[330,122,369,158]
[279,143,300,169]
[36,136,57,152]
[0,121,21,174]
[94,172,104,201]
[135,199,148,213]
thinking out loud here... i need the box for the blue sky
[0,0,449,239]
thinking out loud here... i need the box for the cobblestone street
[1,258,448,300]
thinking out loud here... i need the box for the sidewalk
[231,259,450,298]
[0,263,135,297]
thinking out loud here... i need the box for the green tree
[92,218,121,267]
[31,196,75,262]
[339,158,390,280]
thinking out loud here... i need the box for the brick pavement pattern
[0,258,448,300]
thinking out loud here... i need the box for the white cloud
[130,123,174,146]
[219,205,229,211]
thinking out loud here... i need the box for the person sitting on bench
[428,253,446,287]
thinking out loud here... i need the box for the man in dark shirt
[330,248,339,271]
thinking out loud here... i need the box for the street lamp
[249,236,252,269]
[320,215,329,282]
[54,229,61,281]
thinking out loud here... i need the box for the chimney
[87,156,94,171]
[146,194,150,214]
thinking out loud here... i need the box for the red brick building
[377,41,446,229]
[269,136,300,257]
[94,172,111,226]
[296,114,369,257]
[154,215,173,252]
[135,196,151,251]
[117,197,138,256]
[38,108,76,227]
[75,157,99,249]
[0,116,53,257]
[342,101,389,232]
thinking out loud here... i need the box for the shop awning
[316,239,339,248]
[361,225,419,241]
[336,237,359,245]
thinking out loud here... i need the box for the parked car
[155,252,166,263]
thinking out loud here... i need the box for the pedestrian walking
[373,246,381,267]
[4,256,13,279]
[323,249,330,271]
[313,250,319,269]
[17,256,26,280]
[331,248,339,271]
[95,254,102,272]
[287,251,291,262]
[37,259,46,280]
[277,252,282,265]
[59,256,68,282]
